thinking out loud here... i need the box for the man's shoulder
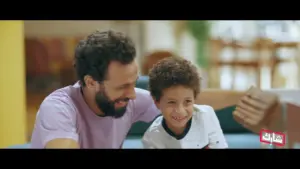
[134,87,150,97]
[38,84,80,118]
[43,86,75,106]
[130,88,154,108]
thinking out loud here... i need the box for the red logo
[260,129,286,147]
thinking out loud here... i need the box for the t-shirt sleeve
[142,131,164,149]
[35,98,79,147]
[142,132,156,149]
[205,105,228,149]
[132,88,160,123]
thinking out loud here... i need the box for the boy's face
[154,85,195,128]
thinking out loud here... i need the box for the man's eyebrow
[117,77,139,87]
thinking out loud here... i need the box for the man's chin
[115,106,127,113]
[114,103,128,110]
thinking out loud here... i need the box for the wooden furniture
[208,38,299,89]
[141,50,177,75]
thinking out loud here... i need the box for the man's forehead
[106,61,138,82]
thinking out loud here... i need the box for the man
[233,86,285,135]
[30,30,160,148]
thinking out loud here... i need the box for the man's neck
[81,87,105,116]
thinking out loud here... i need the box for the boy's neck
[162,117,192,139]
[167,123,186,136]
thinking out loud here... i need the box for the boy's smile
[155,85,195,135]
[171,115,188,123]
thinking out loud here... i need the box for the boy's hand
[233,87,284,134]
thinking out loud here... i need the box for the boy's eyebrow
[166,97,193,100]
[166,98,177,100]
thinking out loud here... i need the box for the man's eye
[117,86,126,90]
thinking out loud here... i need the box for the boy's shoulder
[146,115,164,133]
[192,104,215,121]
[193,104,214,114]
[143,115,166,140]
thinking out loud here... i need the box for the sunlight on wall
[144,21,176,52]
[144,21,197,63]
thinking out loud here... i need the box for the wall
[144,21,196,63]
[24,20,112,37]
[24,20,197,69]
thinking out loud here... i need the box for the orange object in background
[141,50,178,75]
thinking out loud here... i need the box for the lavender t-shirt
[30,82,160,148]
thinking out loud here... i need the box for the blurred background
[1,20,300,148]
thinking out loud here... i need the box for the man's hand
[233,87,284,134]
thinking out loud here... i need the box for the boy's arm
[205,106,228,149]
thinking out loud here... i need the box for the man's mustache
[114,98,130,103]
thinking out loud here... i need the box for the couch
[8,76,260,148]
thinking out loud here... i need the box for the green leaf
[186,21,210,68]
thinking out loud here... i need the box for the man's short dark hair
[149,57,201,101]
[74,30,136,86]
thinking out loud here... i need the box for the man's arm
[233,87,285,134]
[33,98,79,148]
[204,106,228,148]
[132,88,160,123]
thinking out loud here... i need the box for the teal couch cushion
[215,105,251,133]
[8,143,30,149]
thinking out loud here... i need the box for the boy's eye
[185,100,192,103]
[168,101,176,104]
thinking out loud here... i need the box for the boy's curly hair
[149,57,201,101]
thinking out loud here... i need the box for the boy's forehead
[162,86,194,99]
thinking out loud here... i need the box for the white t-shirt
[142,105,228,149]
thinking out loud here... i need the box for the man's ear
[152,96,160,109]
[84,75,98,89]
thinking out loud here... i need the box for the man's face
[94,61,138,118]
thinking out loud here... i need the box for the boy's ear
[152,96,160,109]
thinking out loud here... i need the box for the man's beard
[95,90,129,118]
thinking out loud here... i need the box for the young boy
[142,57,228,149]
